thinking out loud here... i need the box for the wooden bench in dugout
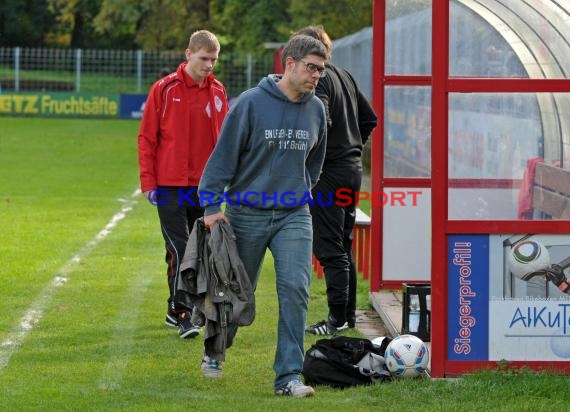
[532,163,570,219]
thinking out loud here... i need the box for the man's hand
[203,211,228,230]
[545,264,570,293]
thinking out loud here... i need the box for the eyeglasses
[299,59,326,77]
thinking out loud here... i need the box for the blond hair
[188,30,220,52]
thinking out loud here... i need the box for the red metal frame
[372,0,570,378]
[370,0,385,293]
[430,0,450,379]
[449,78,570,93]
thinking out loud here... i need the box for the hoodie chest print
[264,128,310,151]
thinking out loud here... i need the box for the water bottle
[408,295,420,333]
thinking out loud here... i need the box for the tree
[211,0,291,52]
[91,0,212,50]
[46,0,115,48]
[287,0,373,41]
[0,0,377,50]
[136,0,212,50]
[91,0,145,48]
[0,0,56,47]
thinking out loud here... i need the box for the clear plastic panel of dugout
[448,92,570,220]
[384,86,432,178]
[449,0,570,80]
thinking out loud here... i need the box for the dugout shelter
[367,0,570,377]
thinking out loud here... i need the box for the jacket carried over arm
[177,219,255,358]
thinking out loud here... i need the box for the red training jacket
[138,62,229,192]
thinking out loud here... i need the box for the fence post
[14,47,20,92]
[246,52,253,89]
[75,49,82,92]
[136,50,143,93]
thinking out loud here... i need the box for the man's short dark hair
[281,35,328,68]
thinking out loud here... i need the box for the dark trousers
[310,163,362,326]
[156,187,203,313]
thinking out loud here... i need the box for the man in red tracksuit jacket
[138,30,229,339]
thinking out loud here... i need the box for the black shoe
[165,308,181,328]
[305,319,349,336]
[178,314,201,339]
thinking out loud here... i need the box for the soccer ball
[508,240,550,280]
[384,334,429,377]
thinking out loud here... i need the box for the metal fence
[0,47,276,98]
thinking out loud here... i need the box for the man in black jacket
[294,26,378,335]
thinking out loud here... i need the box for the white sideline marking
[0,189,141,373]
[97,273,152,391]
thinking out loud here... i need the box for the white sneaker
[274,379,315,397]
[201,353,223,378]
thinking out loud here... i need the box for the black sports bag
[302,336,392,388]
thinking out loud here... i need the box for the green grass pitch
[0,116,568,411]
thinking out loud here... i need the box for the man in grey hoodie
[198,34,328,397]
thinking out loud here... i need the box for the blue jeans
[225,205,312,388]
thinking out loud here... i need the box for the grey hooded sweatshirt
[199,75,327,213]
